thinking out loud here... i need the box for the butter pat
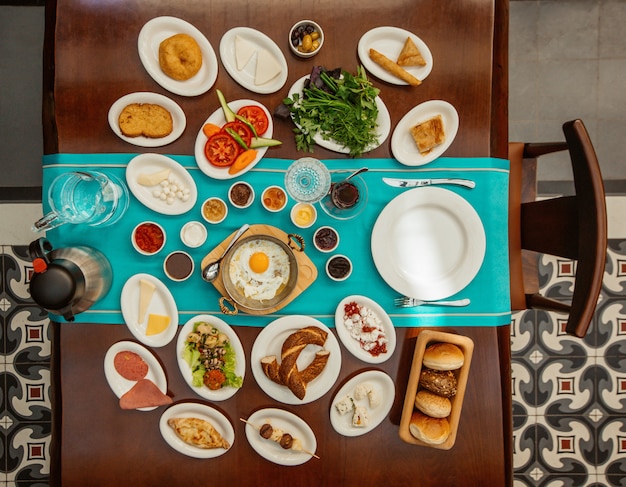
[146,314,171,336]
[138,278,156,324]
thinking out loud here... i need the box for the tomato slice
[223,121,253,148]
[204,133,241,167]
[237,106,269,136]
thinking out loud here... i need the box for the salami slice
[114,350,149,381]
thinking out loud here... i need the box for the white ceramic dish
[245,408,317,466]
[176,314,246,401]
[357,26,433,86]
[219,27,288,94]
[371,187,486,301]
[334,295,396,364]
[287,75,391,155]
[137,16,218,96]
[120,274,178,347]
[391,100,459,166]
[126,153,197,215]
[108,92,186,147]
[330,370,395,437]
[194,99,274,180]
[250,316,341,405]
[159,402,234,458]
[103,340,168,412]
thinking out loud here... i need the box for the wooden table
[44,0,511,485]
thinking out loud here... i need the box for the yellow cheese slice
[138,279,156,324]
[235,35,256,71]
[146,314,171,336]
[137,168,171,187]
[255,48,281,86]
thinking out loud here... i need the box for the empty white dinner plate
[126,153,197,215]
[391,100,459,166]
[287,75,391,155]
[159,402,234,458]
[138,16,218,96]
[358,26,433,86]
[371,187,486,301]
[103,340,168,412]
[108,92,186,147]
[219,27,288,94]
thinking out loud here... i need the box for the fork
[393,297,471,308]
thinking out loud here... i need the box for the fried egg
[228,239,291,301]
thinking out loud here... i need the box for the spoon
[327,167,368,194]
[201,224,250,282]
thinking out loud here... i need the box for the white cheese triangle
[138,279,156,324]
[235,35,256,71]
[137,168,171,187]
[255,48,282,86]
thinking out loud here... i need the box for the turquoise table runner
[42,154,511,328]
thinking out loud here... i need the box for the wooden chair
[508,119,607,337]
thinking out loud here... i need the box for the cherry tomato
[237,106,269,136]
[204,133,241,167]
[223,121,253,148]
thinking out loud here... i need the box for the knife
[382,177,476,189]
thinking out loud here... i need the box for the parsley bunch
[284,66,380,158]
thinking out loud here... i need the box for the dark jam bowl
[132,221,166,255]
[326,254,352,281]
[313,226,339,253]
[163,250,194,282]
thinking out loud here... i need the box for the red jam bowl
[132,221,166,255]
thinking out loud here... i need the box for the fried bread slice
[118,103,173,138]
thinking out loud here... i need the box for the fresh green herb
[284,66,380,157]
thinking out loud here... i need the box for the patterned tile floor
[1,241,625,486]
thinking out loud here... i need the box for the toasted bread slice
[410,115,445,154]
[397,37,426,67]
[118,103,173,138]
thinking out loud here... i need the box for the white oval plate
[120,273,178,348]
[108,92,186,147]
[137,16,218,97]
[371,187,486,300]
[251,316,341,405]
[219,27,288,94]
[330,370,395,437]
[287,75,391,155]
[126,153,197,215]
[391,100,459,166]
[103,340,167,412]
[357,26,433,86]
[194,99,274,180]
[334,295,396,364]
[159,402,234,458]
[245,408,317,466]
[176,314,246,401]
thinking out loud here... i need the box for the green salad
[182,321,243,390]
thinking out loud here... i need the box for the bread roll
[414,390,451,418]
[422,342,464,371]
[409,411,450,445]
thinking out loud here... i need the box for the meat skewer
[239,418,320,459]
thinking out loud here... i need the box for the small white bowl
[313,226,340,253]
[180,221,207,248]
[289,20,324,58]
[228,181,255,209]
[131,221,166,255]
[201,197,228,224]
[290,202,317,228]
[326,254,352,281]
[163,250,194,282]
[261,185,288,212]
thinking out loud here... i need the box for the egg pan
[398,329,474,450]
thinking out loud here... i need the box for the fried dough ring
[159,33,203,81]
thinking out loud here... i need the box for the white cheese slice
[138,279,156,324]
[255,48,282,86]
[235,35,256,71]
[137,168,171,187]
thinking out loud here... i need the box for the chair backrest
[511,119,607,337]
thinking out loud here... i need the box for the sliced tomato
[222,121,253,148]
[237,106,269,136]
[204,133,241,167]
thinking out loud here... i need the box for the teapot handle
[28,238,54,264]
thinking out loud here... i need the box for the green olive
[302,34,313,52]
[311,31,320,41]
